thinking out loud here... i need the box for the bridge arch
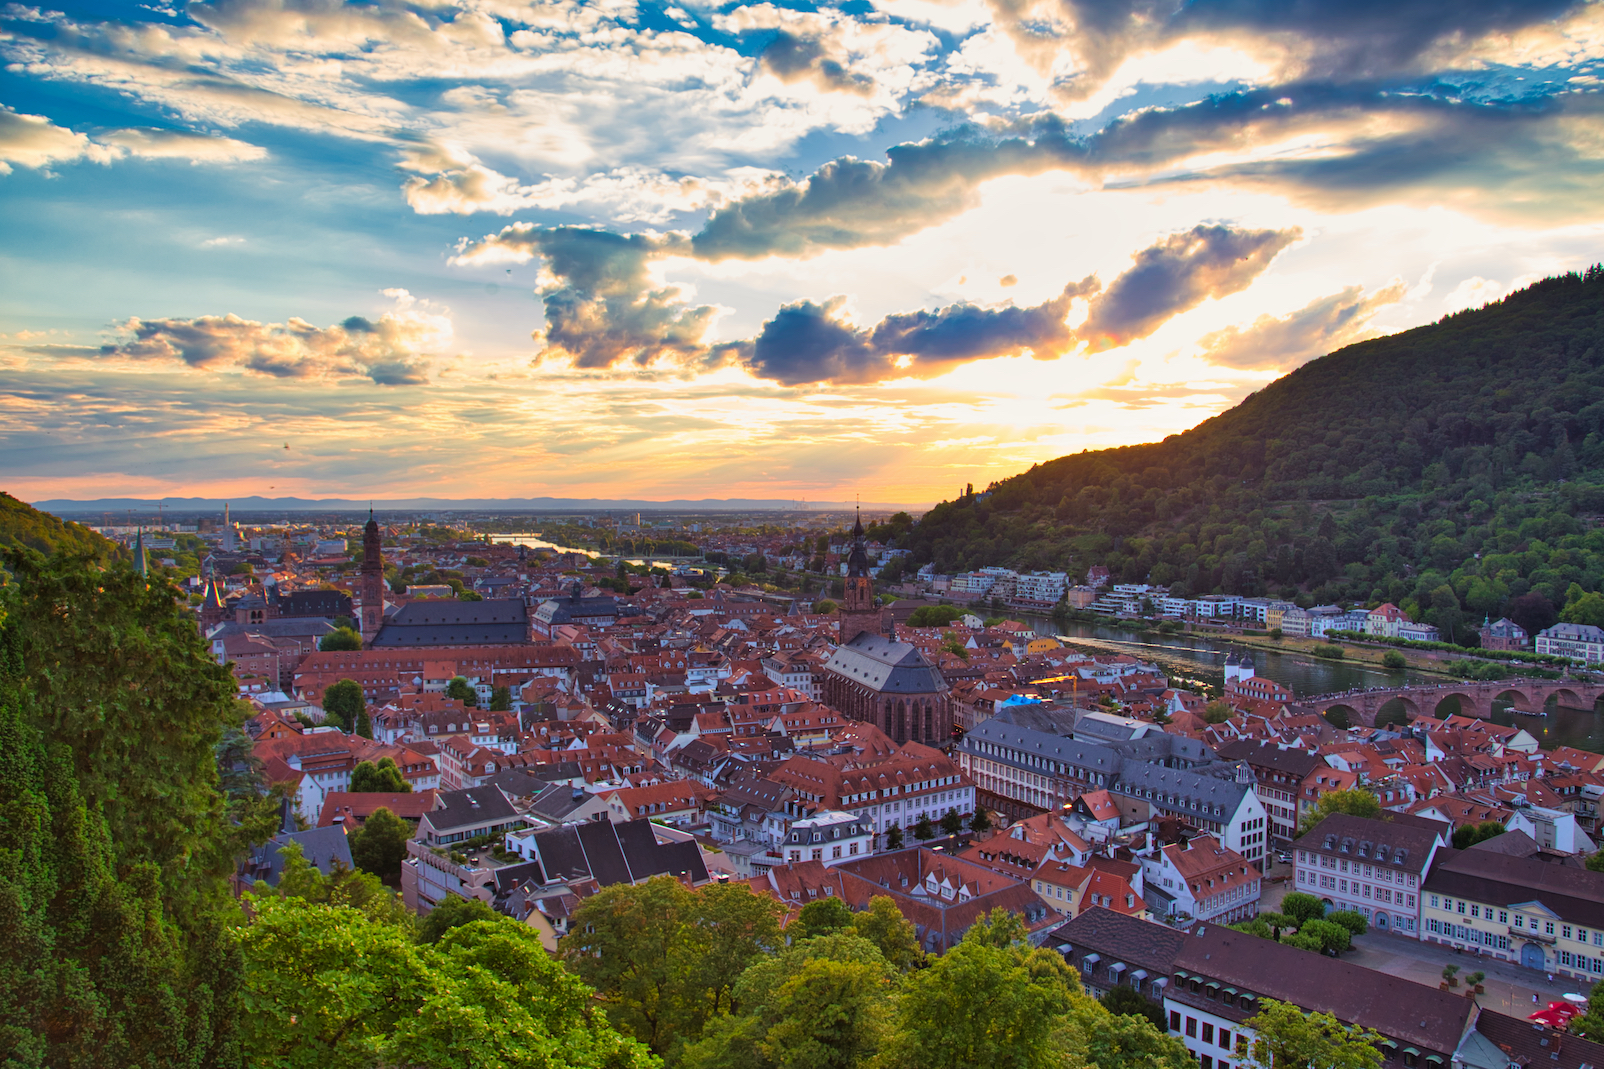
[1551,686,1588,711]
[1431,691,1481,719]
[1493,687,1537,714]
[1373,698,1413,729]
[1322,703,1359,729]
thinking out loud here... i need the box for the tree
[351,756,410,793]
[1077,1000,1194,1069]
[849,896,923,972]
[1298,918,1353,955]
[969,807,992,833]
[1452,820,1507,850]
[906,605,964,628]
[1202,700,1233,724]
[561,876,783,1054]
[348,806,411,884]
[322,678,365,733]
[1382,650,1407,670]
[1281,892,1327,926]
[237,896,656,1069]
[884,824,905,850]
[445,675,478,707]
[940,807,964,836]
[354,706,372,739]
[1586,849,1604,873]
[814,600,837,614]
[489,684,513,711]
[270,840,415,928]
[417,893,498,943]
[1567,977,1604,1041]
[1100,984,1167,1030]
[913,816,935,840]
[877,916,1075,1069]
[1245,998,1383,1069]
[794,897,856,941]
[1300,788,1383,834]
[1326,910,1368,937]
[318,626,363,652]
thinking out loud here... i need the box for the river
[1024,616,1604,752]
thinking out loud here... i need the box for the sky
[3,0,1604,507]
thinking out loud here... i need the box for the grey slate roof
[1424,847,1604,926]
[824,631,947,695]
[247,824,353,886]
[372,598,529,647]
[1304,813,1439,875]
[527,818,708,888]
[428,786,520,832]
[1214,738,1324,778]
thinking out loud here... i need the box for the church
[820,512,953,746]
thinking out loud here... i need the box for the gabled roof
[426,785,519,831]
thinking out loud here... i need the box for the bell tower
[359,508,384,639]
[837,508,884,646]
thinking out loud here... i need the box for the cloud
[98,290,451,384]
[0,105,265,174]
[1077,224,1299,350]
[1197,281,1407,369]
[96,127,266,162]
[0,106,116,173]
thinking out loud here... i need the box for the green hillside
[0,491,116,557]
[903,266,1604,642]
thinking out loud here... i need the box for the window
[1220,1030,1233,1050]
[1429,895,1439,908]
[1203,1024,1215,1043]
[1516,915,1525,928]
[1470,905,1479,919]
[1565,926,1574,941]
[1187,1018,1198,1038]
[1548,922,1557,935]
[1202,1058,1213,1069]
[1171,1011,1182,1033]
[1457,901,1466,915]
[1500,911,1509,924]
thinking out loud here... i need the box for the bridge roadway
[1287,678,1604,727]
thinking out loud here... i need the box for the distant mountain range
[29,495,919,515]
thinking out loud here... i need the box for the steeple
[846,506,870,579]
[133,526,148,578]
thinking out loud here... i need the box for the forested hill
[903,267,1604,641]
[0,491,115,557]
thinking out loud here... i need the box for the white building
[1537,623,1604,663]
[781,810,875,866]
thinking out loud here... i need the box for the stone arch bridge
[1289,680,1604,727]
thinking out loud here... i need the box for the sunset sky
[4,0,1604,506]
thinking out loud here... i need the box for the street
[1252,856,1589,1013]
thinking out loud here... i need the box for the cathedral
[359,510,386,638]
[820,511,953,746]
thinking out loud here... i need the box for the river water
[1023,616,1604,752]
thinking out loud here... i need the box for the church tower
[837,509,884,646]
[359,509,385,639]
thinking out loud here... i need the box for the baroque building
[821,512,952,745]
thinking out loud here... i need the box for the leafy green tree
[1298,918,1353,955]
[813,599,837,614]
[1300,788,1383,834]
[418,893,498,943]
[1382,650,1407,669]
[1281,892,1327,926]
[913,815,935,840]
[794,897,856,941]
[351,756,410,793]
[849,895,924,971]
[1567,977,1604,1041]
[561,875,783,1054]
[319,626,363,652]
[322,679,365,733]
[1076,1001,1194,1069]
[969,807,992,833]
[1202,700,1233,724]
[940,807,964,836]
[1100,984,1168,1030]
[1563,591,1604,628]
[1452,820,1507,850]
[1326,910,1369,937]
[906,605,964,628]
[238,897,656,1069]
[877,910,1083,1069]
[348,806,412,884]
[1245,998,1383,1069]
[884,824,905,850]
[1585,849,1604,873]
[445,675,479,707]
[355,706,372,739]
[270,840,414,928]
[490,684,513,711]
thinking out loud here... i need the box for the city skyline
[4,0,1604,503]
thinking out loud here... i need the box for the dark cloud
[95,304,447,385]
[1197,281,1405,368]
[759,31,874,96]
[515,227,719,369]
[746,278,1099,385]
[1078,225,1299,351]
[690,126,1083,261]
